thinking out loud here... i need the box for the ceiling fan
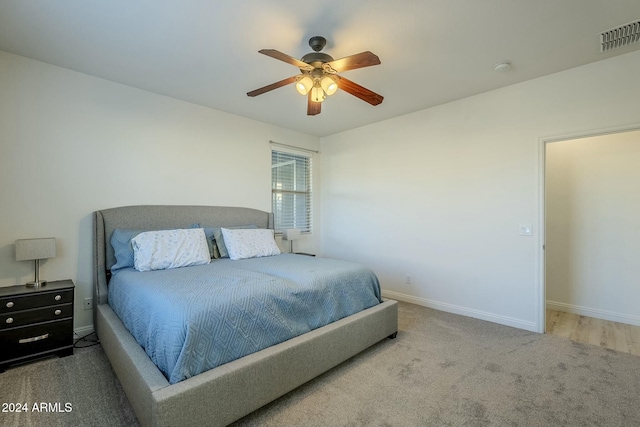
[247,36,383,116]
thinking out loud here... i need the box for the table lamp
[282,229,301,253]
[15,237,56,287]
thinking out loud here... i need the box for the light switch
[519,224,533,236]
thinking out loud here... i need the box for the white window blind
[271,149,312,233]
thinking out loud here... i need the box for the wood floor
[546,309,640,357]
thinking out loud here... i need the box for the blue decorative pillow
[110,229,145,272]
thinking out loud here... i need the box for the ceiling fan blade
[259,49,314,71]
[247,76,298,97]
[307,94,321,116]
[336,76,383,106]
[324,51,381,73]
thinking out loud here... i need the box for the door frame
[537,123,640,333]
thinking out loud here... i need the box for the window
[271,149,312,233]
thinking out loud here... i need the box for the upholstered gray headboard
[94,205,274,306]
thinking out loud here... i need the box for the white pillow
[132,228,210,272]
[220,228,281,261]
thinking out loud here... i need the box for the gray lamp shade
[15,238,56,261]
[282,229,301,241]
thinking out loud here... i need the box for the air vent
[600,20,640,52]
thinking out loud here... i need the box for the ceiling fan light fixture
[295,75,313,95]
[320,75,338,96]
[310,85,325,103]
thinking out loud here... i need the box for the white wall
[320,49,640,332]
[546,130,640,325]
[4,47,640,336]
[0,51,320,332]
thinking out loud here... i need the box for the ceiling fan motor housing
[302,36,333,68]
[301,52,334,67]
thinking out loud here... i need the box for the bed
[94,205,398,427]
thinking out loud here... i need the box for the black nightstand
[0,280,74,372]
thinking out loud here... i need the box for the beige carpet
[2,302,640,426]
[0,340,137,427]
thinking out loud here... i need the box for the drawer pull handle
[55,295,62,301]
[6,301,14,308]
[5,317,13,324]
[54,309,62,315]
[19,333,49,344]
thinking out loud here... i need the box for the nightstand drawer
[0,303,72,330]
[0,289,73,314]
[0,319,73,361]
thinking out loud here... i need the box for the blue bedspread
[108,254,382,384]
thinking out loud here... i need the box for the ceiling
[1,1,639,137]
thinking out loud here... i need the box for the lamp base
[26,280,47,288]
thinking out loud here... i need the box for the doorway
[541,126,640,353]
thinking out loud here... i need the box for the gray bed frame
[94,205,398,427]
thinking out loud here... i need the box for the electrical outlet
[406,275,412,284]
[84,297,93,310]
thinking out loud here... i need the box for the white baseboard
[546,300,640,326]
[382,289,538,332]
[74,324,95,338]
